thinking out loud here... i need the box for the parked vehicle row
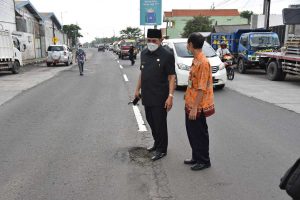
[211,29,280,74]
[110,39,138,60]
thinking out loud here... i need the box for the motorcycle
[222,54,234,80]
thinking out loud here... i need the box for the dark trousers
[129,55,135,65]
[144,106,168,153]
[78,60,84,74]
[185,112,210,164]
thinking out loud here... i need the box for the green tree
[240,10,254,24]
[62,24,83,46]
[182,16,213,38]
[120,27,142,39]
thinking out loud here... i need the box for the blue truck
[211,29,280,73]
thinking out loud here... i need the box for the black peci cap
[147,29,162,39]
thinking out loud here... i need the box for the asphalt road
[0,48,299,200]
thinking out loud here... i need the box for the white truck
[0,28,23,74]
[257,6,300,81]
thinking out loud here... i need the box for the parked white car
[163,38,227,89]
[46,44,73,66]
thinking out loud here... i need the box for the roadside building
[163,9,248,38]
[39,12,67,56]
[0,0,17,32]
[14,0,43,62]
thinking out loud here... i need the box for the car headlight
[219,62,225,70]
[177,63,190,71]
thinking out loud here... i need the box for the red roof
[164,9,240,17]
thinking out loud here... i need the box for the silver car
[46,45,73,66]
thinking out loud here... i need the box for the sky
[28,0,300,43]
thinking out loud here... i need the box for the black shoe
[151,152,167,161]
[80,73,83,76]
[191,163,211,171]
[184,159,197,165]
[146,146,156,152]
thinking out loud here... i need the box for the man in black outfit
[134,29,176,161]
[129,46,135,65]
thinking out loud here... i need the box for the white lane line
[132,105,147,132]
[117,60,120,63]
[120,65,123,69]
[123,74,129,82]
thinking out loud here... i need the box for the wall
[43,19,66,49]
[250,14,283,29]
[12,31,35,60]
[0,0,16,32]
[165,16,247,39]
[15,6,42,60]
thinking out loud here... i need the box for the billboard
[140,0,162,25]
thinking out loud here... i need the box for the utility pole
[52,22,56,45]
[263,0,271,29]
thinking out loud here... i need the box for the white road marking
[117,60,120,63]
[120,65,123,69]
[132,106,147,132]
[123,74,129,82]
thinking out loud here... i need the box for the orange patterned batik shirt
[185,51,214,113]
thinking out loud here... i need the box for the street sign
[140,0,162,25]
[52,37,59,44]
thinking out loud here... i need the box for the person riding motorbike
[217,42,234,80]
[216,41,231,58]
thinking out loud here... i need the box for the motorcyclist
[216,41,231,59]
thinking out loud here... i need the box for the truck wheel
[12,61,20,74]
[267,61,282,81]
[238,59,246,74]
[47,63,51,67]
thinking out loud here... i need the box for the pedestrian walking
[129,45,135,65]
[184,32,215,171]
[134,29,176,161]
[75,44,86,76]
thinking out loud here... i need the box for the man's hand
[165,96,173,112]
[134,90,140,99]
[189,107,198,120]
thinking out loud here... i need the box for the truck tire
[267,61,285,81]
[12,61,20,74]
[47,62,51,67]
[238,59,247,74]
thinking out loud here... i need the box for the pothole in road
[128,147,152,167]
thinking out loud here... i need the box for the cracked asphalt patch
[114,147,175,200]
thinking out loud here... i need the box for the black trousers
[144,106,168,153]
[185,112,210,164]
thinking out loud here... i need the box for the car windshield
[48,46,64,51]
[249,33,280,47]
[174,42,217,58]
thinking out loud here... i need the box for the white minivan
[163,38,227,89]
